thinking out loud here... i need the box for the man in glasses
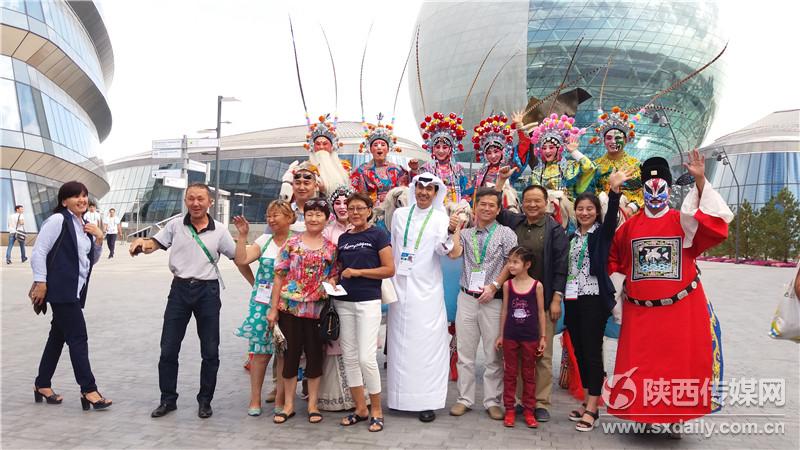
[386,174,455,423]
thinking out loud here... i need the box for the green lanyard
[471,222,498,265]
[260,236,274,256]
[403,205,434,251]
[570,234,589,275]
[187,225,225,289]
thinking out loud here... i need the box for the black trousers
[35,301,97,393]
[563,295,610,396]
[106,234,117,256]
[158,278,221,405]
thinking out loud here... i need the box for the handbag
[381,278,398,305]
[14,216,26,242]
[318,299,340,342]
[769,262,800,342]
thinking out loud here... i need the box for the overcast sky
[97,0,800,162]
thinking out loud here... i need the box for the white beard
[311,150,350,194]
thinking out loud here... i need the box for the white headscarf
[409,173,447,213]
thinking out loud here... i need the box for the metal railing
[125,213,183,240]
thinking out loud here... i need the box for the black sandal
[368,416,384,432]
[575,410,600,432]
[568,402,586,422]
[80,391,112,411]
[34,386,63,404]
[273,411,295,424]
[308,412,323,424]
[341,413,369,426]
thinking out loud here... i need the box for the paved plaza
[1,245,798,449]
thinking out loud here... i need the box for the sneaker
[21,257,27,263]
[449,402,470,416]
[504,410,516,427]
[487,405,504,420]
[534,407,550,422]
[523,409,539,428]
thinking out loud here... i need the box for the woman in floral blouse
[267,197,338,425]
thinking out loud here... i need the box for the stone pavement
[1,244,798,449]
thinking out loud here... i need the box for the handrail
[125,212,183,239]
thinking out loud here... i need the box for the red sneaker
[504,410,516,427]
[523,409,538,428]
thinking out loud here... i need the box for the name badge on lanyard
[566,235,588,301]
[397,205,434,277]
[252,237,276,304]
[253,280,273,304]
[468,223,497,293]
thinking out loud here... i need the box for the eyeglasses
[294,173,315,181]
[346,206,369,213]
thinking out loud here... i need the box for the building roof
[700,109,799,156]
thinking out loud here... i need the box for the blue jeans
[158,278,221,405]
[6,233,26,262]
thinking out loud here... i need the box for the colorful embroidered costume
[588,107,644,208]
[350,163,409,206]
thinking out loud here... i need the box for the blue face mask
[644,178,669,211]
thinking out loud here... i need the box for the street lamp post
[212,96,240,221]
[234,192,252,218]
[713,148,740,262]
[651,107,686,204]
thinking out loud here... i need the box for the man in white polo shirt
[104,208,122,258]
[129,183,235,419]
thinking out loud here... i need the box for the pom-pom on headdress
[328,184,354,205]
[419,112,467,154]
[471,114,516,163]
[304,114,342,151]
[530,113,587,160]
[359,113,399,153]
[588,106,644,145]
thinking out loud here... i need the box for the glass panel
[25,0,44,21]
[0,79,22,130]
[0,55,13,79]
[15,82,41,135]
[11,178,36,232]
[0,178,14,232]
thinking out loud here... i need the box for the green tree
[736,200,756,259]
[754,188,800,261]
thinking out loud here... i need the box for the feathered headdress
[471,114,515,163]
[588,106,643,145]
[360,113,398,153]
[530,113,587,160]
[419,112,467,153]
[305,114,342,151]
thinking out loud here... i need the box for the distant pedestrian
[104,208,122,258]
[84,203,103,229]
[6,204,27,264]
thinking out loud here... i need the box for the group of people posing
[27,103,733,438]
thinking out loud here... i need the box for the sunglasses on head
[307,199,329,208]
[294,172,315,181]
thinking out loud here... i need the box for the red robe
[607,207,727,423]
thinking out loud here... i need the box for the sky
[97,0,800,163]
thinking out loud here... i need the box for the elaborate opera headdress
[419,112,466,153]
[305,114,342,151]
[359,113,398,153]
[328,184,354,205]
[530,113,587,160]
[588,106,643,145]
[471,113,515,163]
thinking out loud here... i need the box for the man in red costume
[606,150,732,433]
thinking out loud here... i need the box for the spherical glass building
[409,0,726,166]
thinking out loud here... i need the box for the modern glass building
[1,0,113,235]
[101,122,427,227]
[410,0,726,166]
[699,110,800,210]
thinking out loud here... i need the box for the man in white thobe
[387,174,454,422]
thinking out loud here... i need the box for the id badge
[397,251,415,276]
[468,270,486,293]
[565,275,578,301]
[253,282,273,304]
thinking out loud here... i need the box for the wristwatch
[491,280,501,290]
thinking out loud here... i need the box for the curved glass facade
[410,0,726,164]
[1,1,113,233]
[711,152,800,210]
